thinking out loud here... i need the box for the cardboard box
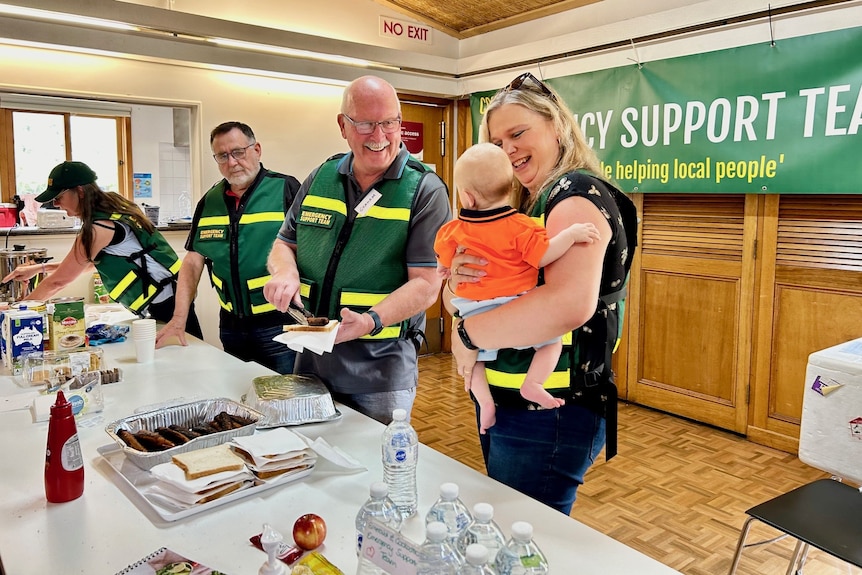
[49,297,86,351]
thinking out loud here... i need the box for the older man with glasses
[265,76,451,424]
[155,121,301,375]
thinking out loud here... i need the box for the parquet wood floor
[415,353,862,575]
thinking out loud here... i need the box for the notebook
[114,547,228,575]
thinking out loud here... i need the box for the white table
[0,335,681,575]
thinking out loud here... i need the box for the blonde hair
[479,81,603,213]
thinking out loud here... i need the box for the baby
[435,143,600,433]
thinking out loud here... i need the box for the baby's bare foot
[520,384,565,409]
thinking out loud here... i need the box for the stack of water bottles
[359,409,549,574]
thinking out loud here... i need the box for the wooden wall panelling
[628,194,756,434]
[612,192,642,399]
[748,195,862,452]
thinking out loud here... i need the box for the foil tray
[104,398,263,470]
[242,374,341,428]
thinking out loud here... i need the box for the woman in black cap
[2,161,202,339]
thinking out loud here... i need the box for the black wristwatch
[456,318,479,350]
[366,309,384,336]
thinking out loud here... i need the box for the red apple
[293,513,327,550]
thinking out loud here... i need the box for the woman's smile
[487,103,559,194]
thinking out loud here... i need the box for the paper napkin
[273,321,340,354]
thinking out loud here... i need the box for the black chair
[727,477,862,574]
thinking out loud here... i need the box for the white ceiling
[1,0,859,96]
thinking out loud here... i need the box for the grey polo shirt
[278,146,451,394]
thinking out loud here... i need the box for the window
[0,94,132,203]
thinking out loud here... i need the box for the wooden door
[626,194,757,433]
[748,195,862,452]
[400,97,453,354]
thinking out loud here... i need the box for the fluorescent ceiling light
[0,3,139,31]
[205,63,350,87]
[208,37,399,70]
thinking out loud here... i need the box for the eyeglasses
[342,114,402,135]
[505,72,557,101]
[212,142,255,164]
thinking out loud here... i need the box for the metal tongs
[287,301,314,326]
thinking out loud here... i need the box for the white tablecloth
[0,333,681,575]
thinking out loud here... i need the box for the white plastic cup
[132,318,156,338]
[134,335,155,363]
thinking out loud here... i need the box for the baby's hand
[569,222,600,244]
[436,264,451,279]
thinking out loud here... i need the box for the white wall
[0,43,348,200]
[130,104,171,211]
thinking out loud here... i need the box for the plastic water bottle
[356,482,404,554]
[381,408,418,517]
[425,482,472,545]
[461,543,496,575]
[355,482,404,575]
[495,521,548,575]
[456,502,506,562]
[416,521,463,575]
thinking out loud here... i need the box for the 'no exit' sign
[380,16,432,44]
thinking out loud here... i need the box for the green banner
[471,26,862,193]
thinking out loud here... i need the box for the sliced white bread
[282,320,338,333]
[171,443,245,480]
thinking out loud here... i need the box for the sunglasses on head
[505,72,557,101]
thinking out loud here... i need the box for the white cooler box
[799,337,862,484]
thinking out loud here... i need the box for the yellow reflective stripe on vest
[360,326,401,340]
[210,272,224,290]
[360,205,410,221]
[340,291,386,307]
[339,291,399,340]
[210,272,232,310]
[251,302,276,314]
[169,259,182,275]
[486,367,571,390]
[126,284,157,312]
[247,274,275,315]
[108,271,138,301]
[562,332,572,345]
[216,292,232,312]
[247,275,271,290]
[303,196,347,216]
[300,282,311,298]
[239,212,285,224]
[199,215,230,227]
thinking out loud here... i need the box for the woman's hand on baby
[450,250,487,285]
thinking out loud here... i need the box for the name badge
[355,189,382,216]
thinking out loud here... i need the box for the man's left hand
[334,307,374,344]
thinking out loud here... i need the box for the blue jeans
[478,402,606,515]
[219,323,296,375]
[331,388,417,424]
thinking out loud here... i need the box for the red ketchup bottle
[44,390,84,503]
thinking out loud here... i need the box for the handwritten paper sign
[361,519,421,575]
